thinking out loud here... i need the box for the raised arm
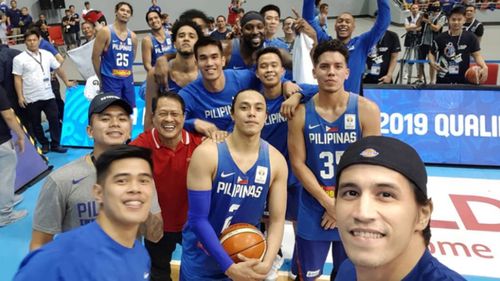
[358,0,391,52]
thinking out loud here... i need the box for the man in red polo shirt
[130,91,203,281]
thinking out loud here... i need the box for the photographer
[404,3,422,48]
[61,9,76,49]
[418,1,446,83]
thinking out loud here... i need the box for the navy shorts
[101,75,136,107]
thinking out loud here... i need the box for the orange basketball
[465,65,482,85]
[220,223,267,263]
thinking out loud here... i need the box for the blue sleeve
[298,83,318,103]
[187,190,234,272]
[179,88,196,132]
[39,39,59,56]
[13,250,72,281]
[357,0,391,54]
[302,0,331,43]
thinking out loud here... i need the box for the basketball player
[92,2,137,106]
[15,145,155,280]
[288,40,381,280]
[180,89,288,280]
[334,136,465,281]
[29,94,163,250]
[131,92,203,281]
[143,20,203,130]
[302,0,390,94]
[141,10,173,72]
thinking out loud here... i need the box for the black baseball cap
[336,136,427,196]
[88,93,133,123]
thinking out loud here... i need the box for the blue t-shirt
[264,38,290,50]
[335,250,466,281]
[181,140,272,280]
[150,32,173,67]
[298,92,361,241]
[149,5,161,13]
[225,38,249,70]
[302,0,390,94]
[179,69,261,132]
[101,25,134,79]
[14,221,150,281]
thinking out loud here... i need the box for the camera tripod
[396,35,427,85]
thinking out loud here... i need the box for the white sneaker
[264,254,284,281]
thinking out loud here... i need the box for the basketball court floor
[0,148,499,281]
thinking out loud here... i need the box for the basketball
[220,223,267,263]
[465,65,482,85]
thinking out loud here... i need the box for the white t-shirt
[12,48,60,103]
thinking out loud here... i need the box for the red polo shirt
[131,128,202,232]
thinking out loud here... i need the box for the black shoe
[50,145,68,153]
[41,144,50,154]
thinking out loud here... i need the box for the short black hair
[24,27,40,39]
[312,39,349,66]
[216,15,226,21]
[95,145,153,185]
[465,4,476,10]
[260,4,281,17]
[449,5,466,17]
[152,91,186,114]
[115,2,133,16]
[194,37,223,59]
[319,3,329,10]
[69,4,75,9]
[179,9,210,26]
[84,1,90,5]
[145,10,161,24]
[230,89,265,114]
[255,47,283,66]
[171,19,203,43]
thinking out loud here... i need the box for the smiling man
[15,145,155,281]
[334,136,465,281]
[141,10,173,72]
[29,94,162,251]
[131,92,203,281]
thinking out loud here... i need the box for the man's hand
[65,80,77,88]
[280,93,301,120]
[18,97,27,108]
[154,57,169,86]
[282,81,302,99]
[194,119,228,142]
[430,61,446,73]
[15,136,25,153]
[479,67,488,83]
[321,211,336,230]
[225,254,268,281]
[378,75,392,84]
[294,18,318,46]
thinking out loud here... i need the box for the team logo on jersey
[360,148,379,158]
[127,38,132,45]
[444,42,456,58]
[237,176,249,185]
[221,171,235,178]
[345,114,356,130]
[458,44,467,50]
[325,125,338,133]
[255,166,268,184]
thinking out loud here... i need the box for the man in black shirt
[0,85,27,227]
[364,30,401,84]
[429,6,488,84]
[69,5,81,46]
[210,15,230,40]
[61,9,76,49]
[463,4,483,43]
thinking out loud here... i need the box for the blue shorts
[286,184,301,221]
[295,236,347,281]
[101,75,136,107]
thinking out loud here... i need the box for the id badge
[370,64,381,75]
[453,53,463,63]
[448,63,459,74]
[374,56,383,65]
[43,77,51,89]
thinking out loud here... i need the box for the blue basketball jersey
[181,140,271,279]
[225,39,251,70]
[101,25,134,79]
[179,69,260,132]
[298,92,361,241]
[150,32,172,67]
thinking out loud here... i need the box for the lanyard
[465,19,475,32]
[449,30,463,52]
[26,51,45,75]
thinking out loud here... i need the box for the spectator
[0,12,7,43]
[207,16,215,34]
[418,1,446,83]
[429,5,488,84]
[463,4,483,43]
[0,0,7,14]
[315,3,329,33]
[82,9,107,32]
[81,21,96,44]
[404,3,422,48]
[18,7,32,35]
[12,29,73,154]
[62,9,76,49]
[69,5,81,46]
[364,30,401,84]
[82,1,92,17]
[210,15,230,40]
[161,13,172,34]
[35,14,49,41]
[227,0,243,26]
[0,85,27,228]
[6,0,21,40]
[278,16,296,53]
[149,0,161,13]
[260,5,289,50]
